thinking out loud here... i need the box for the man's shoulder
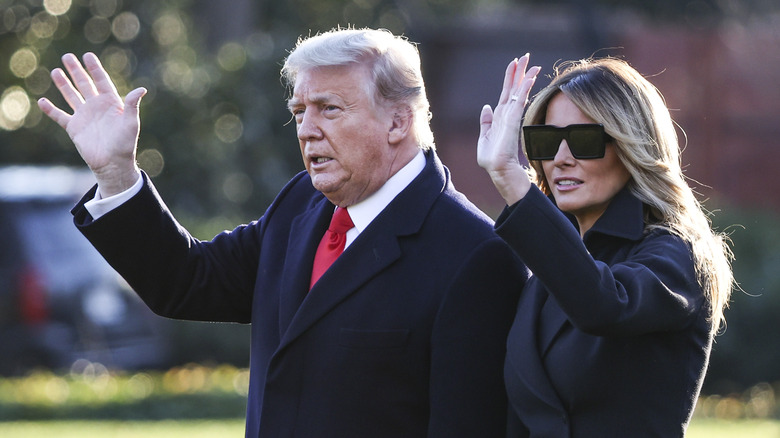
[409,189,500,254]
[407,152,495,231]
[435,186,494,229]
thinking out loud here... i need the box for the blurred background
[1,0,779,422]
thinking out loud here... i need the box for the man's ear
[388,106,414,145]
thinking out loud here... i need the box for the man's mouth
[313,157,332,164]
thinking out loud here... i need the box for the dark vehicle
[0,166,170,375]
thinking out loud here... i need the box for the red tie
[310,207,354,288]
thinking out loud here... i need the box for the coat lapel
[277,197,332,337]
[506,282,566,412]
[537,294,570,357]
[276,150,444,352]
[278,229,403,349]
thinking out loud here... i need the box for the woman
[477,55,733,437]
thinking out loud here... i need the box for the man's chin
[311,177,341,200]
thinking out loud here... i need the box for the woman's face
[541,93,631,236]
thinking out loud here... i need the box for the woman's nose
[552,140,575,165]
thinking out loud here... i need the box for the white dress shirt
[343,149,425,248]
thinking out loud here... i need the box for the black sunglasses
[522,124,612,161]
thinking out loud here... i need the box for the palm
[38,53,145,195]
[477,102,524,173]
[476,55,541,205]
[477,56,539,175]
[66,92,138,169]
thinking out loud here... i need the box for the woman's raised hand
[38,53,146,197]
[477,54,540,205]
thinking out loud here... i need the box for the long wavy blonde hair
[522,58,733,333]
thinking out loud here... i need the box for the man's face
[288,64,398,207]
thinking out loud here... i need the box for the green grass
[687,418,780,437]
[0,419,778,437]
[2,367,778,436]
[0,419,245,437]
[0,365,249,421]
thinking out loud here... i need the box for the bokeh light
[83,15,111,43]
[126,373,155,399]
[168,44,197,66]
[158,58,193,93]
[25,67,52,95]
[100,45,134,77]
[137,148,165,177]
[217,42,246,72]
[9,47,38,78]
[90,0,119,18]
[3,5,32,34]
[222,172,253,204]
[52,13,70,40]
[245,31,274,61]
[43,376,69,403]
[186,67,213,98]
[43,0,72,16]
[23,102,43,129]
[0,86,31,131]
[214,113,243,143]
[152,12,186,47]
[29,11,58,39]
[111,11,140,42]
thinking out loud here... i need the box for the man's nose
[297,111,322,140]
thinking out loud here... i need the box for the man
[38,28,527,437]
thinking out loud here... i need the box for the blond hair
[523,58,733,332]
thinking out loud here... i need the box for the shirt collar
[344,149,426,244]
[581,185,646,241]
[553,185,646,242]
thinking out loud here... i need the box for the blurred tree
[0,0,483,235]
[704,206,780,394]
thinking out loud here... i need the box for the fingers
[124,87,147,108]
[498,54,540,108]
[479,104,494,139]
[37,97,71,129]
[498,58,518,105]
[62,53,99,99]
[123,87,147,121]
[50,67,84,111]
[51,53,121,110]
[506,55,539,107]
[42,52,131,127]
[83,52,120,96]
[514,54,530,85]
[516,66,541,106]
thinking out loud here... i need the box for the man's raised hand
[38,52,145,196]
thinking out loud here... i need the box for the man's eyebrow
[286,99,301,112]
[287,94,338,111]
